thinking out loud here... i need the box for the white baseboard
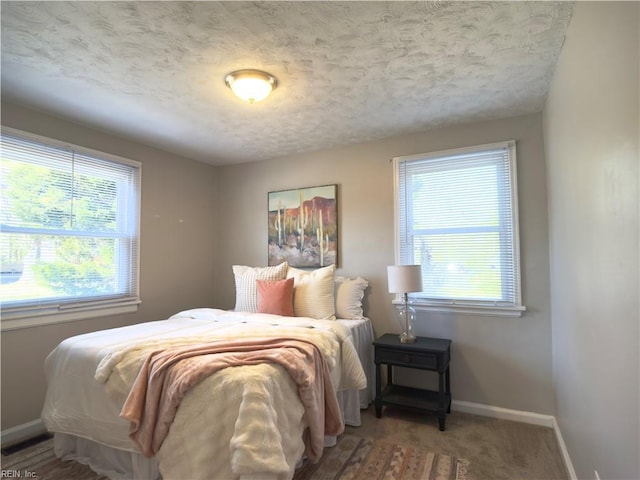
[1,419,47,447]
[552,417,578,480]
[451,399,554,426]
[451,400,576,480]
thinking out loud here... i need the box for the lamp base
[399,332,416,343]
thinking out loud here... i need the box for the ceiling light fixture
[225,69,277,103]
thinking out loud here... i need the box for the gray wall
[214,112,554,414]
[1,102,219,430]
[543,3,639,480]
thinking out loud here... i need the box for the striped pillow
[233,262,288,312]
[287,264,336,319]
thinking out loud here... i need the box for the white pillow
[335,276,368,319]
[233,262,288,312]
[287,264,336,319]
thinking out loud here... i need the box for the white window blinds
[1,127,141,324]
[394,141,524,315]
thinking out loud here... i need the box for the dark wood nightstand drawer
[376,348,437,369]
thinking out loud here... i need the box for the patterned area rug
[294,434,469,480]
[1,434,468,480]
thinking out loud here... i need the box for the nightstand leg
[438,415,446,431]
[445,366,451,414]
[375,363,382,418]
[438,370,446,431]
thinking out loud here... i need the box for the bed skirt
[55,433,160,480]
[55,388,369,480]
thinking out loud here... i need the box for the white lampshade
[387,265,423,294]
[225,69,277,103]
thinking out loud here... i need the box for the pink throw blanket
[120,337,344,461]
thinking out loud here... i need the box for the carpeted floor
[1,406,568,479]
[349,406,568,480]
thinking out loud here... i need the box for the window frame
[392,140,526,318]
[0,127,141,331]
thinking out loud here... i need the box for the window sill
[392,300,526,318]
[1,300,140,331]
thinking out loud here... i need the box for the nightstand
[373,333,452,431]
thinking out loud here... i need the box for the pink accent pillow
[256,278,295,316]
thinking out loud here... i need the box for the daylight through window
[393,141,525,316]
[0,128,141,327]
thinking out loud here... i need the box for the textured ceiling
[1,1,574,165]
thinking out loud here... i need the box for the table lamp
[387,265,423,343]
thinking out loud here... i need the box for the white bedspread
[41,309,367,480]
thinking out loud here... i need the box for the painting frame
[268,184,338,268]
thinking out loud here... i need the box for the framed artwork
[268,184,337,267]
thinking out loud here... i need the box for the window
[393,141,525,317]
[1,127,141,330]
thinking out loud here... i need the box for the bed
[41,264,375,480]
